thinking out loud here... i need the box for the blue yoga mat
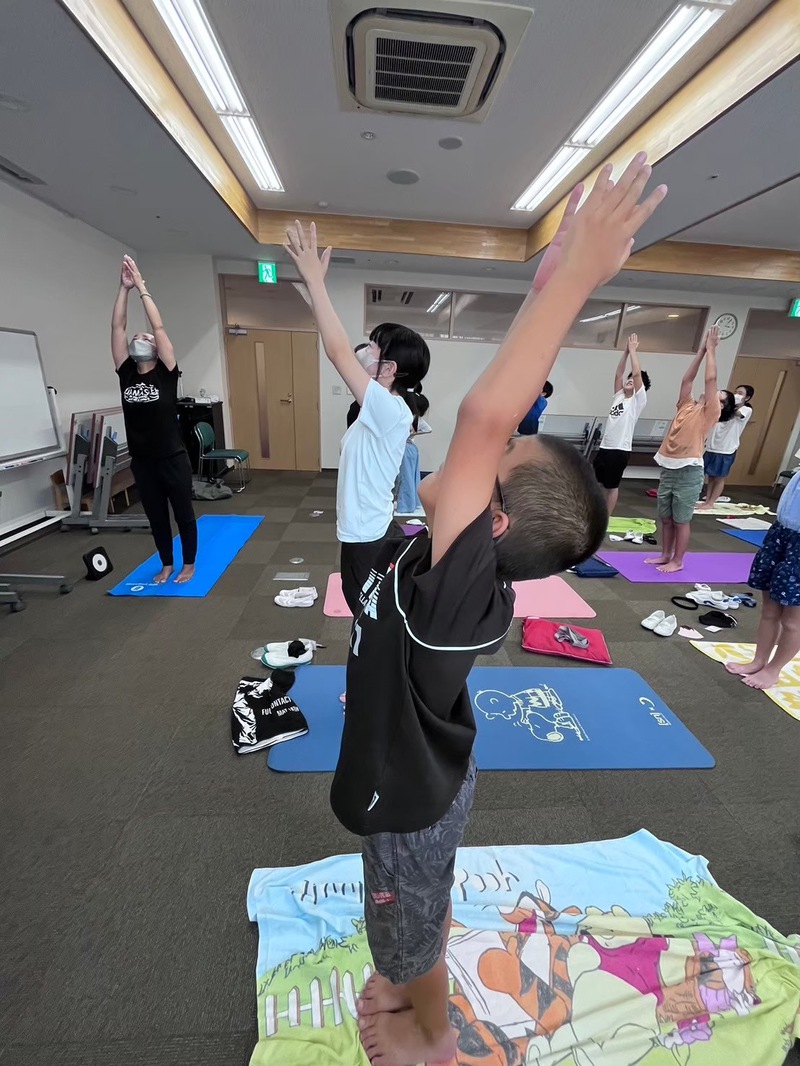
[109,514,263,597]
[268,665,714,772]
[721,527,767,548]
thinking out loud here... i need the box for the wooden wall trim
[258,210,527,262]
[628,241,800,282]
[525,0,800,259]
[58,0,258,239]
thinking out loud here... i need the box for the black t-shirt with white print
[330,509,515,836]
[117,358,185,460]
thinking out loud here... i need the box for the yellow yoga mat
[691,641,800,721]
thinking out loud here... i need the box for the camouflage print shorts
[361,756,477,985]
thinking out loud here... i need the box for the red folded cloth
[646,488,658,497]
[522,618,612,665]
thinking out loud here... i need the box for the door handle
[280,395,293,404]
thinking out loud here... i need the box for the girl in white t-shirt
[284,222,430,614]
[698,384,755,510]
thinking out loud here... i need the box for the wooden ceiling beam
[627,241,800,283]
[58,0,259,239]
[525,0,800,260]
[257,210,527,262]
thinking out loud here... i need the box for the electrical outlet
[332,385,342,395]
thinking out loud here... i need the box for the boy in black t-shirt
[285,158,667,1066]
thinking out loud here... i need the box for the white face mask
[129,338,155,363]
[356,340,380,372]
[734,393,746,405]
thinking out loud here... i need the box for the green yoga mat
[608,516,657,534]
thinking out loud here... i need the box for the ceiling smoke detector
[330,1,532,121]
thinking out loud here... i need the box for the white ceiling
[199,0,771,225]
[633,61,800,248]
[0,0,796,285]
[0,0,256,257]
[677,177,800,251]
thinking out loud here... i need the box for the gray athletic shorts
[361,756,477,985]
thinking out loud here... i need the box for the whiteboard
[0,328,61,465]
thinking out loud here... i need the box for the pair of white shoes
[274,586,318,608]
[609,530,644,544]
[686,584,739,610]
[642,610,678,637]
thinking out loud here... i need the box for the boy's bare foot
[725,660,765,676]
[357,973,412,1016]
[153,565,174,584]
[645,556,671,566]
[175,564,196,585]
[741,666,782,690]
[656,560,684,573]
[359,1010,456,1066]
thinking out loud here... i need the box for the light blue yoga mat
[109,514,263,597]
[268,665,714,771]
[721,527,767,548]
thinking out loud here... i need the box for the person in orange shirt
[646,325,734,573]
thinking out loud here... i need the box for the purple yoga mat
[596,551,755,584]
[401,523,427,536]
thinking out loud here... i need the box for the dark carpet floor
[1,471,797,1064]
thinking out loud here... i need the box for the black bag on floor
[231,668,309,754]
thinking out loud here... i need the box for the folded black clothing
[231,672,308,754]
[699,609,738,629]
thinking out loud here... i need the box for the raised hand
[705,324,720,350]
[123,254,146,292]
[283,221,332,287]
[532,183,584,294]
[120,258,135,290]
[628,332,639,350]
[559,153,667,290]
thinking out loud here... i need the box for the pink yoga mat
[323,572,595,618]
[596,551,754,584]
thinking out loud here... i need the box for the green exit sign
[258,261,277,284]
[789,298,800,318]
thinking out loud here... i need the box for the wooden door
[225,329,320,471]
[726,356,800,487]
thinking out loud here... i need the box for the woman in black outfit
[111,255,197,585]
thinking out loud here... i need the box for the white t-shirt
[337,379,412,543]
[599,386,647,452]
[706,405,752,454]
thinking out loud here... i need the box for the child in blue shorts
[727,467,800,689]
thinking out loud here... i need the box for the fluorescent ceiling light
[220,115,283,192]
[427,292,451,314]
[512,1,734,212]
[150,0,283,192]
[580,304,640,324]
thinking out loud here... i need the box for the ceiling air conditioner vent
[331,2,532,122]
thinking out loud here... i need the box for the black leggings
[131,451,197,567]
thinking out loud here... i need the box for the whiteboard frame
[0,327,64,467]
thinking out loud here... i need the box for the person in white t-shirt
[592,333,650,514]
[697,384,755,510]
[284,221,430,614]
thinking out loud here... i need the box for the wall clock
[713,313,738,339]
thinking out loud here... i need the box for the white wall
[214,258,793,473]
[138,253,230,442]
[0,181,131,530]
[317,268,772,471]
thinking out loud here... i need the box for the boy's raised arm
[613,337,631,394]
[430,154,667,566]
